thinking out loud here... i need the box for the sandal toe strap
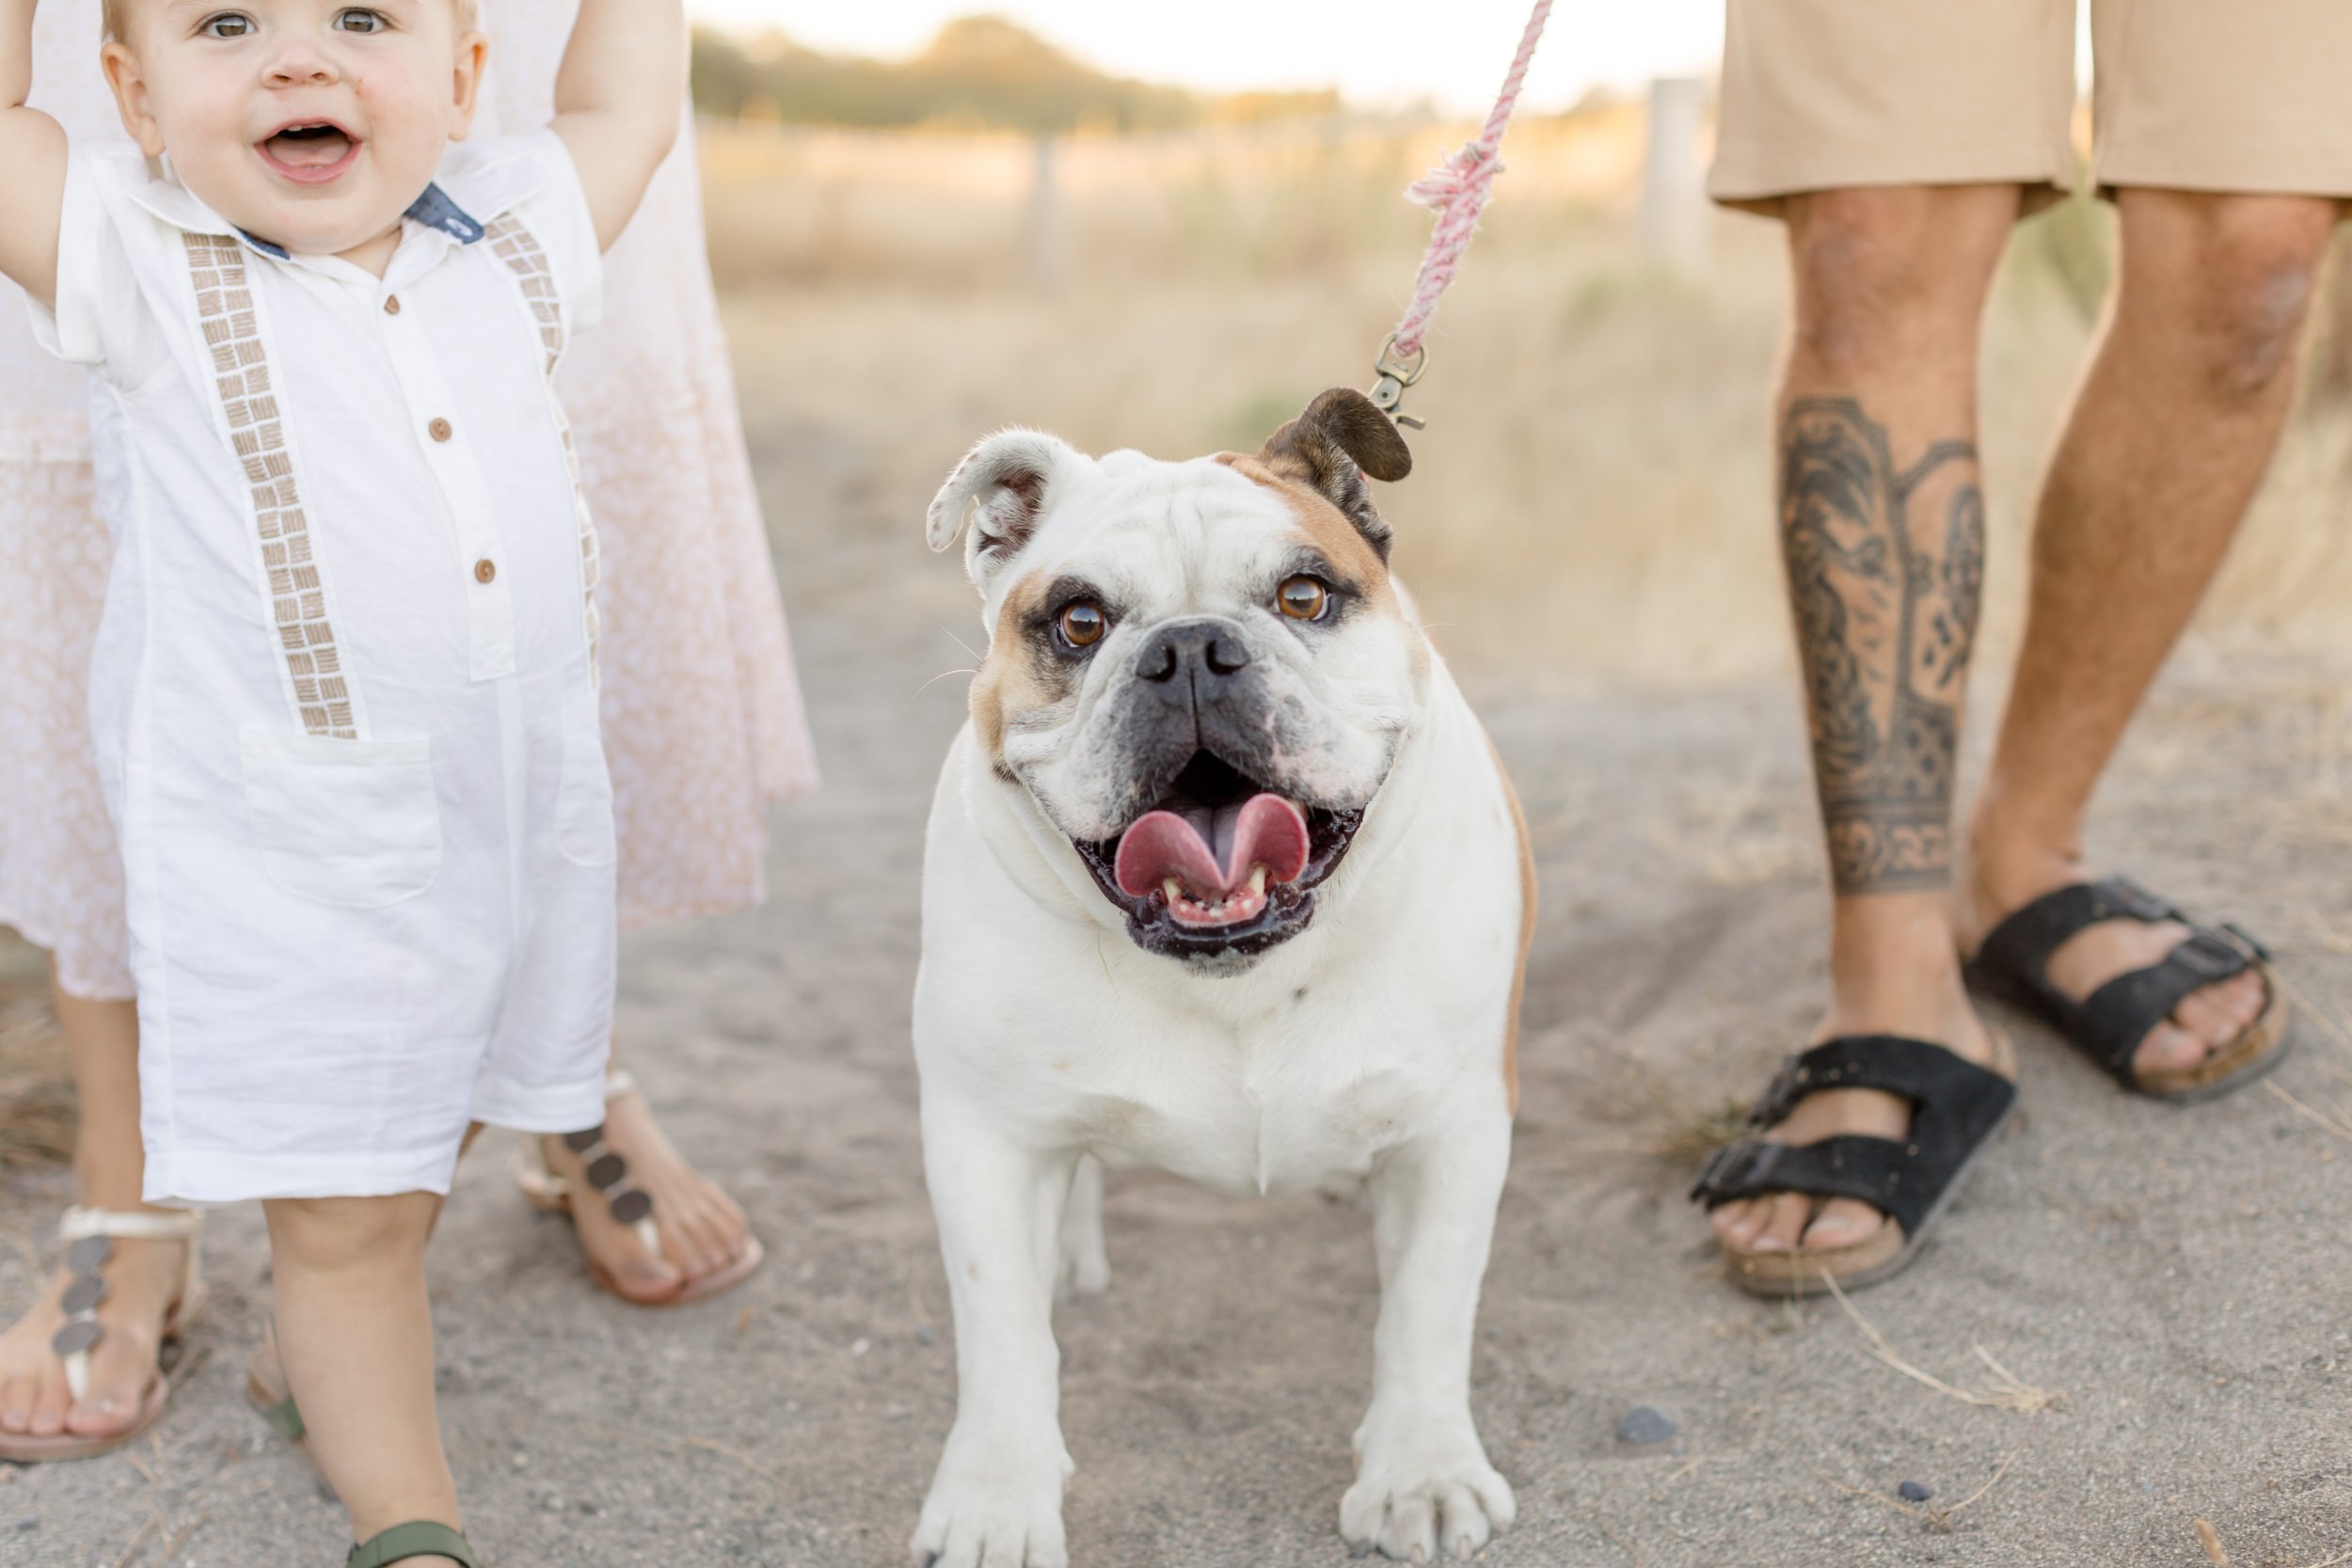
[348,1521,476,1568]
[1692,1133,1929,1237]
[2078,927,2260,1083]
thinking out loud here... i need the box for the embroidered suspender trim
[485,216,602,689]
[181,233,359,738]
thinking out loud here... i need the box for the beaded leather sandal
[516,1070,764,1307]
[346,1521,478,1567]
[1963,878,2289,1102]
[1691,1029,2018,1297]
[0,1207,206,1463]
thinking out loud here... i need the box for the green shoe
[346,1520,477,1568]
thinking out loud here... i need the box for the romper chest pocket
[240,732,443,908]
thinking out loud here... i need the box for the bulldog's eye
[1057,600,1107,648]
[1277,576,1329,622]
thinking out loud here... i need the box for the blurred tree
[689,14,1337,133]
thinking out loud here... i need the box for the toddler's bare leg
[264,1194,464,1565]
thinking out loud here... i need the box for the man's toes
[1709,1198,1760,1246]
[1748,1193,1813,1255]
[2134,1022,2208,1077]
[2171,986,2243,1053]
[2221,970,2268,1029]
[1799,1197,1884,1251]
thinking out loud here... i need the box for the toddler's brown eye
[1277,576,1328,621]
[1059,601,1106,647]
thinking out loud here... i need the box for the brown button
[383,294,401,316]
[473,558,497,584]
[428,417,453,442]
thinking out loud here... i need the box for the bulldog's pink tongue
[1115,793,1310,927]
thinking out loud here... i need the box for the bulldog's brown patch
[969,568,1062,761]
[1488,737,1535,1116]
[1219,454,1399,614]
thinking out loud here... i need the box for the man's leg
[0,976,188,1441]
[1711,184,2019,1258]
[1965,192,2340,1072]
[265,1193,465,1566]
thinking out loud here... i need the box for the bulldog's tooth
[1163,878,1182,905]
[1248,864,1268,895]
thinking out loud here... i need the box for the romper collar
[233,183,485,260]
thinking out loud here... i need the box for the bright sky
[687,2,1726,114]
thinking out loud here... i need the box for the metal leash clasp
[1366,334,1430,431]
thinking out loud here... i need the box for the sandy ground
[8,399,2352,1568]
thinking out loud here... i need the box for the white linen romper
[30,133,618,1204]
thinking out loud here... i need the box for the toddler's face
[103,0,486,258]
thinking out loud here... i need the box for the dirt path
[6,405,2351,1568]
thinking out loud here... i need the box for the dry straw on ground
[0,930,70,1168]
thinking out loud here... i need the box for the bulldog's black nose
[1134,618,1253,685]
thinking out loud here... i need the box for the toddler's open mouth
[257,120,361,183]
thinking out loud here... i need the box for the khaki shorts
[1711,0,2352,215]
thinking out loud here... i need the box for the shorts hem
[1709,144,2076,216]
[470,1067,608,1136]
[2093,149,2352,203]
[145,1147,462,1206]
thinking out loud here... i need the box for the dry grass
[703,111,2352,688]
[0,930,70,1169]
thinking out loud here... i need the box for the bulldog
[910,388,1534,1566]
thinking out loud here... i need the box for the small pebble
[1615,1405,1677,1445]
[850,1338,872,1357]
[1898,1479,1933,1503]
[12,1517,37,1531]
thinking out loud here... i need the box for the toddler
[0,0,680,1558]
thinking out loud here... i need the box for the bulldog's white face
[928,389,1432,967]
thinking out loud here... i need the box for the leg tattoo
[1780,398,1984,894]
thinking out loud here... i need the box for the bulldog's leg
[913,1102,1077,1568]
[1343,1124,1515,1563]
[1055,1155,1111,1303]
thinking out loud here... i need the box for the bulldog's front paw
[913,1426,1073,1568]
[1341,1416,1516,1562]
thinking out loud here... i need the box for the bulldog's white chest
[1044,974,1471,1196]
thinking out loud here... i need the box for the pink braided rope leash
[1380,0,1554,388]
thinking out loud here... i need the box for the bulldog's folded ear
[1257,388,1414,560]
[926,429,1083,588]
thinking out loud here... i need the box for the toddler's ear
[925,430,1088,594]
[448,31,490,142]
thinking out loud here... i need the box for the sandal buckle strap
[1691,1138,1781,1203]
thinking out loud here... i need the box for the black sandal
[1691,1031,2018,1297]
[347,1521,477,1567]
[1963,878,2289,1102]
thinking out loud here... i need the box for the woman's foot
[1963,838,2267,1080]
[1708,895,2008,1260]
[0,1222,186,1442]
[535,1082,755,1305]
